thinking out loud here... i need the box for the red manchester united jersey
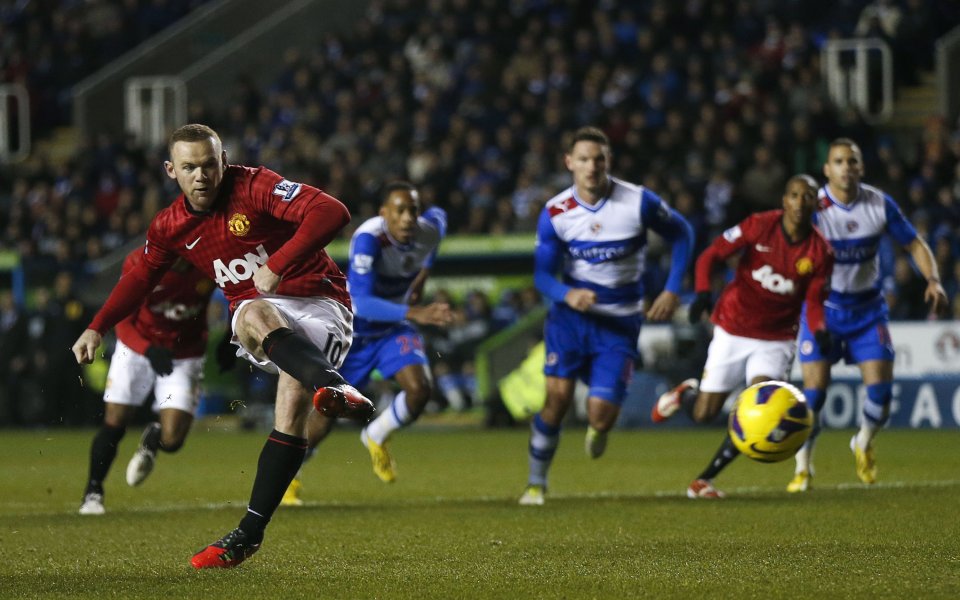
[695,210,833,340]
[114,250,215,359]
[89,165,351,334]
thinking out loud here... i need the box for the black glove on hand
[215,331,238,373]
[144,346,174,376]
[814,329,833,355]
[688,291,714,324]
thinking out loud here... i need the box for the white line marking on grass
[7,479,960,518]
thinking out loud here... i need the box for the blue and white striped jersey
[534,176,692,317]
[347,207,446,337]
[814,184,916,309]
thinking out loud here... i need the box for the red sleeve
[245,168,351,275]
[694,217,755,292]
[87,256,165,335]
[804,241,835,333]
[267,195,350,274]
[88,223,176,335]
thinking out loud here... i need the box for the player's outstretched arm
[406,302,454,326]
[407,268,430,305]
[646,290,680,321]
[905,237,948,315]
[924,279,948,315]
[72,329,103,365]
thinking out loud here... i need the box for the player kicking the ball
[652,175,833,498]
[72,124,374,569]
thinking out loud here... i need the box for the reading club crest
[229,213,250,237]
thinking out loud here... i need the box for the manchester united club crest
[795,257,813,275]
[228,213,250,237]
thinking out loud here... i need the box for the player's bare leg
[234,300,373,421]
[520,376,574,506]
[126,407,193,486]
[584,396,619,459]
[691,391,729,424]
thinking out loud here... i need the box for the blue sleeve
[421,207,447,268]
[423,207,448,237]
[878,236,896,294]
[640,189,694,294]
[883,194,918,246]
[348,232,408,322]
[533,208,571,303]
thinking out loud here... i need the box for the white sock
[794,439,815,474]
[856,421,879,449]
[364,391,411,445]
[528,415,560,487]
[445,387,468,411]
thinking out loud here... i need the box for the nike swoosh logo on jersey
[186,236,202,250]
[755,244,772,252]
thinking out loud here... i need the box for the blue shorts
[542,304,641,405]
[339,324,428,389]
[798,303,894,365]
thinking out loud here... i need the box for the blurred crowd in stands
[1,0,213,135]
[2,0,960,426]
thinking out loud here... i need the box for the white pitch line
[5,478,960,518]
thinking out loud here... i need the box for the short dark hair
[168,124,220,153]
[828,137,861,155]
[382,180,417,199]
[568,126,610,152]
[789,173,819,189]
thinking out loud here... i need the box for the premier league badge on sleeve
[273,179,302,201]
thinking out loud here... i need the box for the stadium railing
[74,0,369,139]
[822,37,894,124]
[936,24,960,123]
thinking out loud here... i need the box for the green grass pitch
[1,425,958,599]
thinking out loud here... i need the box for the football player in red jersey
[71,124,374,569]
[78,250,216,516]
[651,174,834,499]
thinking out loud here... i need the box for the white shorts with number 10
[699,325,796,393]
[103,340,204,414]
[230,295,353,374]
